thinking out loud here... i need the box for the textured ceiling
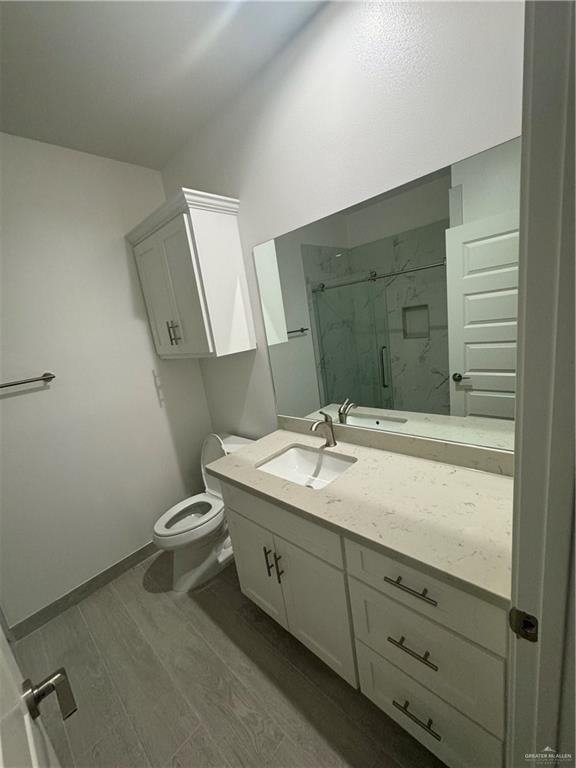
[0,2,322,168]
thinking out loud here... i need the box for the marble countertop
[207,430,514,606]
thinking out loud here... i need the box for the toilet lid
[201,434,226,498]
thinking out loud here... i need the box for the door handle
[170,321,182,345]
[263,546,274,577]
[273,552,284,585]
[452,372,471,383]
[166,321,181,346]
[380,346,388,388]
[22,668,77,721]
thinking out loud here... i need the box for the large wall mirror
[254,138,520,451]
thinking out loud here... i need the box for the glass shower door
[313,281,393,409]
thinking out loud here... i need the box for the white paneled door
[446,211,519,418]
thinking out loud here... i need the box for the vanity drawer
[345,539,507,655]
[357,642,503,768]
[221,482,343,567]
[349,578,505,737]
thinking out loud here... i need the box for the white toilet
[153,433,253,592]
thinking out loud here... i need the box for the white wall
[161,2,524,436]
[344,173,451,248]
[0,134,212,626]
[451,137,522,223]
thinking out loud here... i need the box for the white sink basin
[257,445,356,490]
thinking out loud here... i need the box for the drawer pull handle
[392,699,442,742]
[384,576,438,607]
[263,546,274,577]
[387,635,439,672]
[273,552,284,585]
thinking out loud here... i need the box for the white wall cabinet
[127,189,255,358]
[226,505,357,686]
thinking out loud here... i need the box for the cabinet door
[227,509,287,628]
[274,538,357,686]
[134,233,175,355]
[159,215,214,356]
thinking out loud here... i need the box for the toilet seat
[153,492,225,549]
[153,432,253,589]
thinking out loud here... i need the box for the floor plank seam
[161,722,204,768]
[107,579,233,768]
[123,567,290,767]
[76,598,157,768]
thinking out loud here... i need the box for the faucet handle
[319,410,333,423]
[338,398,350,414]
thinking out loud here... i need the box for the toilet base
[171,528,233,592]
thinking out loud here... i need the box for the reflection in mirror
[254,139,521,451]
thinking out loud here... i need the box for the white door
[134,233,175,355]
[274,538,357,686]
[226,510,288,629]
[446,211,519,418]
[0,630,61,768]
[158,215,214,357]
[507,2,574,764]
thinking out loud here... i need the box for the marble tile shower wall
[303,220,450,415]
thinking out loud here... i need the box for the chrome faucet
[310,411,337,448]
[338,398,357,424]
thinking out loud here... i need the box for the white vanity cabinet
[127,189,255,359]
[223,487,357,687]
[220,478,509,768]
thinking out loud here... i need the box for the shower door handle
[380,346,388,388]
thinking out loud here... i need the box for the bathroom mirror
[254,138,521,450]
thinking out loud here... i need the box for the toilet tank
[201,433,254,497]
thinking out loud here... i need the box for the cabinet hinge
[509,606,539,642]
